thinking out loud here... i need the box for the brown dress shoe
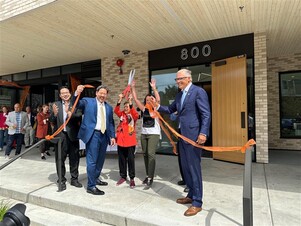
[184,206,202,216]
[176,197,193,204]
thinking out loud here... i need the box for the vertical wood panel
[212,56,247,164]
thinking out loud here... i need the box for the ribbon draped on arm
[45,84,94,140]
[145,103,256,153]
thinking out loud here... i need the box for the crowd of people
[0,69,211,216]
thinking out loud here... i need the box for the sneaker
[41,155,46,160]
[45,151,51,156]
[4,155,9,159]
[0,148,2,151]
[116,178,126,186]
[130,179,135,189]
[143,178,153,190]
[142,177,148,185]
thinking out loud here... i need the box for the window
[279,71,301,138]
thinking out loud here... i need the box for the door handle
[241,112,246,128]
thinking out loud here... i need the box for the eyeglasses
[174,77,188,81]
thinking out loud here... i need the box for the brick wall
[254,33,269,163]
[268,53,301,150]
[102,52,149,149]
[0,0,55,21]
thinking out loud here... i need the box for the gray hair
[177,69,192,78]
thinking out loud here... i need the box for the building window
[279,71,301,138]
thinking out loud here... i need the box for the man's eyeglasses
[174,77,188,81]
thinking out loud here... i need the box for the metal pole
[57,138,62,192]
[243,146,253,226]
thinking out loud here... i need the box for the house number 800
[180,45,211,60]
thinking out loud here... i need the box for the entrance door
[212,56,247,164]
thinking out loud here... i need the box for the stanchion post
[57,138,62,192]
[243,146,253,226]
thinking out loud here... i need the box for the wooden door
[212,56,247,164]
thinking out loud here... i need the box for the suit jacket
[159,84,211,141]
[5,111,29,135]
[77,97,115,144]
[49,101,82,142]
[27,112,36,127]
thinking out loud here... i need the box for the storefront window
[279,71,301,138]
[151,68,178,154]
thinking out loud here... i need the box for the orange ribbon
[45,85,94,140]
[145,103,256,153]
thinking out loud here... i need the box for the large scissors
[122,69,135,99]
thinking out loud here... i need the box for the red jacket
[0,112,8,130]
[114,104,139,147]
[36,112,50,139]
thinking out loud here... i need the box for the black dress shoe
[87,187,105,195]
[71,181,83,188]
[178,180,186,185]
[58,183,66,191]
[96,179,108,186]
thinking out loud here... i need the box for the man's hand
[76,85,85,94]
[110,138,116,146]
[196,134,207,145]
[52,103,59,116]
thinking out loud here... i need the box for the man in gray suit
[5,103,29,158]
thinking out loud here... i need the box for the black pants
[117,146,135,179]
[55,132,80,184]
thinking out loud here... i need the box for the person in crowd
[36,104,51,160]
[24,106,36,148]
[150,69,211,216]
[114,93,139,188]
[0,106,9,151]
[131,78,161,190]
[50,86,83,191]
[75,85,116,195]
[5,103,29,158]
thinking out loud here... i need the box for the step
[0,196,110,226]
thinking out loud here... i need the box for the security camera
[122,50,131,55]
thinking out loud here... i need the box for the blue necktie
[180,90,186,110]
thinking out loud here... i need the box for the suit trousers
[179,138,203,207]
[24,126,35,146]
[86,130,108,189]
[55,132,80,184]
[117,145,136,179]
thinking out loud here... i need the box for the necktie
[100,103,106,133]
[180,90,186,110]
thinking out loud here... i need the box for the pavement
[0,145,300,226]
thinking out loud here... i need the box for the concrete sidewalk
[0,146,300,226]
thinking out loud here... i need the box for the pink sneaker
[130,179,135,189]
[116,178,126,186]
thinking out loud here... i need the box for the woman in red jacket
[0,106,9,151]
[114,93,139,188]
[36,104,51,160]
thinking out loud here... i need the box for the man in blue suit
[76,85,116,195]
[151,69,211,216]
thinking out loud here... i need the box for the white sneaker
[0,148,3,151]
[4,155,9,159]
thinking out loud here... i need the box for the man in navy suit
[152,69,211,216]
[76,85,116,195]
